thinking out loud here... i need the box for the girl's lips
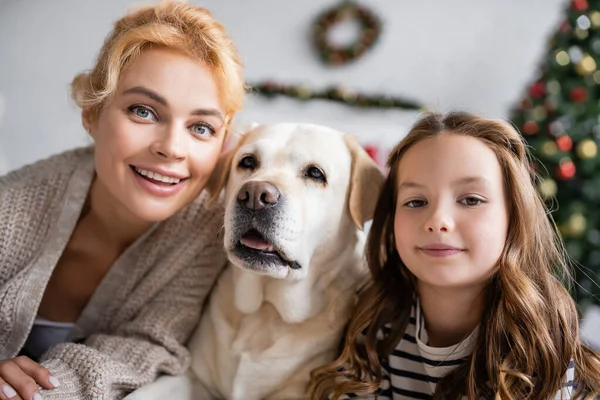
[418,244,464,257]
[419,248,464,257]
[131,166,187,197]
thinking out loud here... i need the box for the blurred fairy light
[569,45,584,62]
[577,14,592,30]
[556,50,570,65]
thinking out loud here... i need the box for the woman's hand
[0,357,58,400]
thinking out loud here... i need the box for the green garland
[248,82,426,111]
[312,1,382,66]
[245,3,422,111]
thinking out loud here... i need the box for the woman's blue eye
[191,124,215,136]
[129,106,155,121]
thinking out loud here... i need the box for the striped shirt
[341,299,576,399]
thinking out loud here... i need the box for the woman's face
[85,47,227,222]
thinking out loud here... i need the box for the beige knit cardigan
[0,147,227,399]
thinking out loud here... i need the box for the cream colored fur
[124,123,383,400]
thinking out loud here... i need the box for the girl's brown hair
[71,0,245,124]
[311,111,600,399]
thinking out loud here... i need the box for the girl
[0,2,244,399]
[311,111,600,399]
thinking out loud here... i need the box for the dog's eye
[305,166,326,183]
[238,155,257,170]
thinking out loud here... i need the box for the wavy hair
[311,111,600,399]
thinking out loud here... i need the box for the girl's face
[393,133,509,291]
[84,47,227,222]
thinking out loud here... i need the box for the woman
[0,2,244,399]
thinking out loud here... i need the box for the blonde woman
[311,112,600,399]
[0,2,244,399]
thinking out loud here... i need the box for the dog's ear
[344,135,385,230]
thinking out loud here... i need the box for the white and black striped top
[341,299,576,399]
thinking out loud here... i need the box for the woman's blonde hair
[71,0,244,123]
[311,111,600,399]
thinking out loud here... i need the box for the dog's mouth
[240,229,276,253]
[234,229,301,271]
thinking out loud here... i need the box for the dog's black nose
[237,181,281,211]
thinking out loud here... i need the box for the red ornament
[560,20,572,33]
[572,0,588,11]
[529,81,546,98]
[570,87,588,103]
[556,160,576,180]
[363,144,379,164]
[523,120,539,135]
[556,135,573,152]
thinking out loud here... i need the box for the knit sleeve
[0,148,90,273]
[38,235,228,400]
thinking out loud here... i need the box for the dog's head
[208,123,384,280]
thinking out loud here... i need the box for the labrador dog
[123,122,384,400]
[187,123,384,400]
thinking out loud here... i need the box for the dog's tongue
[241,231,272,251]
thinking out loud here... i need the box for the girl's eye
[405,199,427,208]
[460,197,484,206]
[191,123,215,137]
[128,105,156,121]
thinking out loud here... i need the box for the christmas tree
[511,0,600,306]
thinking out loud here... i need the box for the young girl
[0,2,244,399]
[311,111,600,399]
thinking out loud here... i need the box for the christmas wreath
[312,1,382,66]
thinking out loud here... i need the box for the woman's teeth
[134,167,182,184]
